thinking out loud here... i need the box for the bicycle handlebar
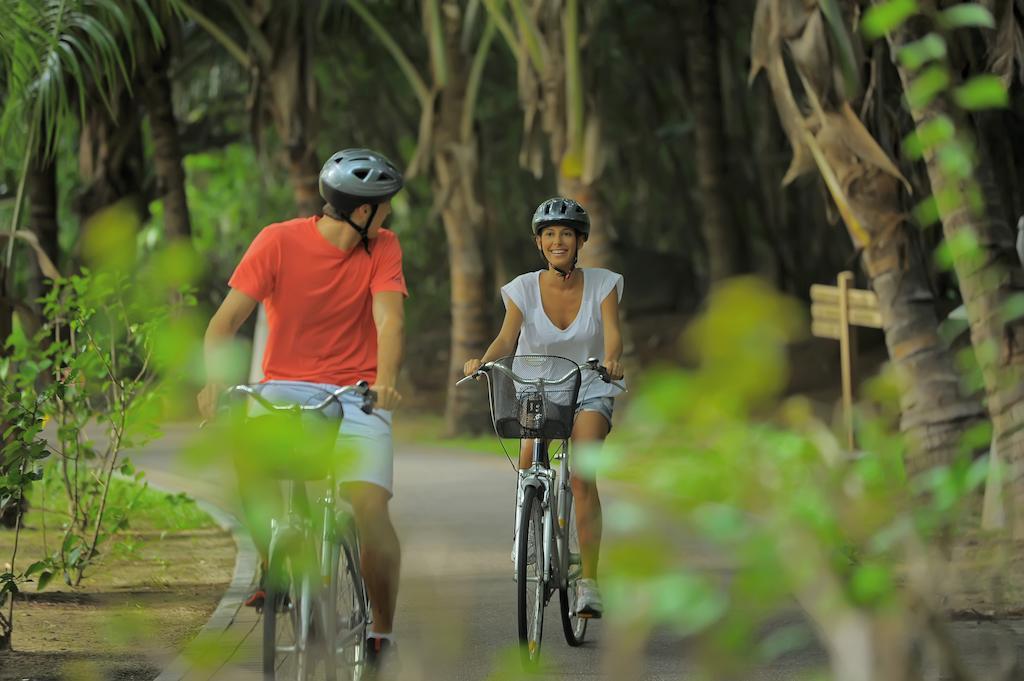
[222,380,378,415]
[456,357,626,391]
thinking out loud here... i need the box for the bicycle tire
[517,484,545,668]
[557,486,588,646]
[264,553,308,681]
[328,531,368,681]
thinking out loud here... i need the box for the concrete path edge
[135,473,259,681]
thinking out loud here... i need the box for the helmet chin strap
[331,204,379,254]
[539,250,579,280]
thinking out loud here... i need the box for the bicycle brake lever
[361,390,378,415]
[455,371,485,387]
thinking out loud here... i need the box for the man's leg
[343,481,401,634]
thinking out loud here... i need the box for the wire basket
[487,355,582,439]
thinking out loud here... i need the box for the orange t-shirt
[229,217,408,386]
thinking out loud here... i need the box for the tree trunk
[884,7,1024,527]
[813,119,986,472]
[142,47,192,240]
[558,174,614,270]
[863,225,986,474]
[28,153,59,300]
[681,0,748,283]
[435,2,493,436]
[263,8,321,217]
[76,89,146,225]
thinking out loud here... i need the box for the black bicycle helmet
[319,148,404,214]
[318,148,403,253]
[531,197,590,239]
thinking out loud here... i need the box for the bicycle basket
[487,355,582,439]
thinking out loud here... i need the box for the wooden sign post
[810,271,882,449]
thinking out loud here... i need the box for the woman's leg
[571,411,610,580]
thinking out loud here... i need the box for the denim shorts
[249,380,395,495]
[575,395,615,430]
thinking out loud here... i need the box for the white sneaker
[576,578,603,618]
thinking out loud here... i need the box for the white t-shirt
[500,268,625,401]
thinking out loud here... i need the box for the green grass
[33,463,215,533]
[394,411,513,456]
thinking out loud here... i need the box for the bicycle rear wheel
[558,488,588,646]
[264,553,309,681]
[517,484,546,668]
[328,531,368,681]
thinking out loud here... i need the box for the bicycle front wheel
[264,553,310,681]
[517,484,546,668]
[558,487,587,646]
[328,532,368,681]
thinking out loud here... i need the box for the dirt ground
[0,522,234,681]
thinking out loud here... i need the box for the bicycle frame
[219,381,375,680]
[518,437,573,591]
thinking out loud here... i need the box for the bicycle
[218,381,377,681]
[457,356,623,668]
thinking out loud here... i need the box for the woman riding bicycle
[463,197,624,618]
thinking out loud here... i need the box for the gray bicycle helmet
[531,197,590,239]
[319,148,404,214]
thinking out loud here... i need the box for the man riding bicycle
[197,148,407,670]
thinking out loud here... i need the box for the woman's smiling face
[536,225,583,268]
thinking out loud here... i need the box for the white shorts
[253,380,395,496]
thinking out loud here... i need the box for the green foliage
[937,4,996,30]
[1,206,201,649]
[897,34,947,70]
[907,65,952,109]
[862,0,919,40]
[591,278,984,676]
[953,75,1010,110]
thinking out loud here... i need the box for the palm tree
[138,4,192,240]
[680,0,750,283]
[185,0,323,215]
[350,0,497,434]
[873,0,1024,533]
[482,0,615,268]
[0,0,169,329]
[749,0,985,474]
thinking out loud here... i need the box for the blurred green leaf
[938,4,996,30]
[907,65,950,109]
[953,75,1009,110]
[914,196,940,227]
[1001,293,1024,323]
[902,116,954,159]
[861,0,918,40]
[850,563,894,605]
[897,34,947,70]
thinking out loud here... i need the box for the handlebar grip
[456,370,485,387]
[361,390,378,415]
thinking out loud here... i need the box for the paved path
[130,425,1021,681]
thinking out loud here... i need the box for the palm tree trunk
[863,225,986,474]
[142,48,192,240]
[558,174,614,270]
[435,2,492,436]
[76,90,146,225]
[28,152,59,279]
[265,18,320,217]
[681,0,748,283]
[884,5,1024,526]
